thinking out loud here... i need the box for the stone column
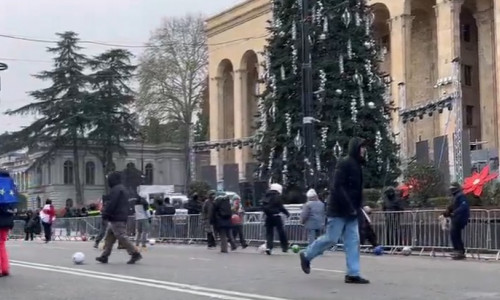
[209,76,223,180]
[474,8,498,149]
[234,69,246,180]
[388,14,412,163]
[493,0,500,157]
[435,0,464,180]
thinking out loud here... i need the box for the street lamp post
[300,0,315,188]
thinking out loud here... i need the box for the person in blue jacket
[443,182,470,260]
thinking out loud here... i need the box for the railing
[11,209,500,259]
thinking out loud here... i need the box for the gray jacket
[301,200,325,230]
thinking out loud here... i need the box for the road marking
[189,257,212,261]
[313,268,344,273]
[11,260,291,300]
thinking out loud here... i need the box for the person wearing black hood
[443,182,470,260]
[299,137,370,284]
[262,183,290,255]
[96,172,142,264]
[382,187,403,246]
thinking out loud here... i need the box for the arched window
[145,163,154,185]
[63,160,74,185]
[85,161,96,185]
[36,167,43,186]
[126,162,136,169]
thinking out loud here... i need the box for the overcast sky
[0,0,244,132]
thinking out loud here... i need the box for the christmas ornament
[337,116,342,132]
[333,141,342,158]
[280,65,286,80]
[285,113,292,137]
[350,97,358,123]
[347,38,353,59]
[335,89,342,95]
[463,165,498,196]
[294,131,303,149]
[368,102,375,109]
[339,54,345,74]
[321,127,328,149]
[342,8,351,27]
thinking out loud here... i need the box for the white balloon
[149,239,156,246]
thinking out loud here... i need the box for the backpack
[217,198,232,219]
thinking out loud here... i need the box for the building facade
[206,0,500,183]
[0,143,210,209]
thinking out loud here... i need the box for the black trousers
[450,222,466,254]
[265,215,288,251]
[232,225,247,247]
[25,231,34,241]
[42,222,52,242]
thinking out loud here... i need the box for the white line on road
[11,260,291,300]
[313,268,344,274]
[189,257,212,261]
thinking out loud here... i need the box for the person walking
[212,195,236,253]
[94,195,110,249]
[300,189,325,245]
[262,183,290,255]
[0,169,18,276]
[96,171,142,264]
[299,137,370,284]
[134,197,151,250]
[40,199,56,243]
[24,210,40,241]
[443,182,470,260]
[201,191,216,249]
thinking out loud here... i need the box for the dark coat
[262,191,289,218]
[0,203,15,230]
[102,172,130,222]
[445,191,470,226]
[212,197,232,229]
[382,187,403,212]
[327,137,366,218]
[186,196,202,215]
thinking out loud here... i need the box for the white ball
[72,252,85,265]
[367,102,376,109]
[149,239,156,246]
[402,246,412,256]
[258,243,267,254]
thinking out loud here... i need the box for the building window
[63,160,74,185]
[85,161,96,185]
[466,105,474,126]
[462,24,471,42]
[36,167,42,186]
[145,163,154,185]
[463,65,472,86]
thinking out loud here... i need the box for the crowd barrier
[10,209,500,259]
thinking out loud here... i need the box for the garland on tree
[254,0,400,189]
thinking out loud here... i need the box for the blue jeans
[307,229,321,245]
[305,217,361,277]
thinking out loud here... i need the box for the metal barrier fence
[10,209,500,258]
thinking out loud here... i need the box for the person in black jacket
[382,187,403,246]
[96,172,142,264]
[443,182,470,260]
[299,137,370,284]
[262,183,289,255]
[212,195,236,253]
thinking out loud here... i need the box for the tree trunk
[72,139,84,205]
[184,124,193,192]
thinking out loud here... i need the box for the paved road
[1,240,499,300]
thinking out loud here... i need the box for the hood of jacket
[0,169,10,177]
[107,171,122,188]
[347,137,367,163]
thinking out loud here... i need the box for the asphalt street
[1,240,499,300]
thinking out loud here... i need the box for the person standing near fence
[155,198,176,239]
[201,191,216,249]
[40,199,56,244]
[231,195,248,249]
[382,187,403,246]
[212,195,236,253]
[443,182,470,260]
[300,189,325,245]
[134,197,151,250]
[299,137,370,284]
[96,171,142,264]
[262,183,290,255]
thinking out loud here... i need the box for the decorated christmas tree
[255,0,400,190]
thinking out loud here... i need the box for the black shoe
[95,256,108,264]
[299,251,311,274]
[282,248,288,253]
[93,244,98,249]
[452,253,466,260]
[242,244,248,249]
[265,249,272,255]
[127,252,142,264]
[345,275,370,284]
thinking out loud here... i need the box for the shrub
[404,162,445,207]
[187,181,211,199]
[363,188,382,208]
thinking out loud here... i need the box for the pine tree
[86,49,139,186]
[7,31,91,204]
[255,0,400,190]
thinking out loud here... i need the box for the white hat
[269,183,283,194]
[306,189,318,199]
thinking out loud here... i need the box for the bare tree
[138,14,207,189]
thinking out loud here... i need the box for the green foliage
[255,0,400,189]
[141,117,185,144]
[363,188,381,208]
[404,162,445,207]
[6,31,91,204]
[467,181,500,206]
[193,110,209,142]
[17,194,28,210]
[187,181,211,199]
[428,197,451,208]
[86,48,139,179]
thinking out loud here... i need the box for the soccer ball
[291,244,300,253]
[149,239,156,246]
[258,243,267,254]
[402,246,412,256]
[373,245,384,256]
[81,236,88,242]
[72,252,85,265]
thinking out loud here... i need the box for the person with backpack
[0,169,18,276]
[212,195,236,253]
[262,183,290,255]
